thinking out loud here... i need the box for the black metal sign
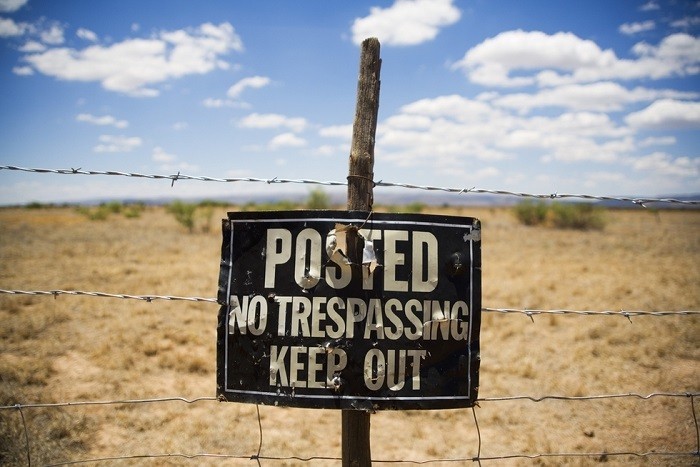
[217,210,481,410]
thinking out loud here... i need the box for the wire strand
[2,165,698,206]
[2,289,698,318]
[2,392,695,411]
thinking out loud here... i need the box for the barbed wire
[2,289,698,318]
[41,451,699,466]
[46,453,344,466]
[2,165,699,206]
[8,392,698,465]
[2,391,695,411]
[0,288,218,303]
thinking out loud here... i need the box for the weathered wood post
[343,37,381,467]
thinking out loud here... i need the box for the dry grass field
[1,203,698,466]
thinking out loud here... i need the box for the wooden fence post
[343,37,381,467]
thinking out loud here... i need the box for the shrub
[123,203,145,219]
[514,200,548,226]
[513,201,606,230]
[403,202,426,213]
[306,188,331,210]
[100,201,123,215]
[75,205,110,221]
[167,200,197,233]
[550,202,606,230]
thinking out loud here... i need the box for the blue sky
[0,0,698,205]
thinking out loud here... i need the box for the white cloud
[0,17,26,36]
[19,40,46,52]
[0,0,27,12]
[226,76,271,99]
[628,152,699,177]
[76,28,98,42]
[351,0,460,46]
[12,65,32,75]
[202,97,249,109]
[452,30,700,88]
[76,113,129,129]
[619,20,655,35]
[93,135,142,153]
[671,16,700,29]
[490,82,698,113]
[23,22,243,97]
[238,113,307,133]
[625,99,700,129]
[172,121,188,131]
[40,24,64,45]
[376,94,639,171]
[150,146,198,172]
[268,132,307,150]
[639,1,659,11]
[152,146,176,163]
[319,124,353,140]
[638,136,676,147]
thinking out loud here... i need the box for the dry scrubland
[1,204,698,466]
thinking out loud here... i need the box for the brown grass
[0,205,698,466]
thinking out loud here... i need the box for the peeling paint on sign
[216,210,481,410]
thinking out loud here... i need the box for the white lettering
[265,229,292,288]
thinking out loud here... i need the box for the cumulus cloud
[629,152,699,177]
[351,0,460,46]
[76,28,98,42]
[488,82,698,113]
[639,1,659,11]
[22,22,243,97]
[375,94,642,172]
[93,135,142,153]
[40,24,64,44]
[18,40,46,52]
[76,113,129,129]
[227,76,271,99]
[268,132,307,150]
[319,124,353,140]
[0,17,26,36]
[671,16,700,29]
[150,146,198,172]
[0,0,27,12]
[202,97,249,109]
[625,99,700,129]
[452,30,700,88]
[152,146,176,163]
[619,20,655,35]
[12,65,32,75]
[238,113,307,133]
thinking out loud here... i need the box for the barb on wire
[4,392,696,412]
[483,307,700,317]
[2,165,698,206]
[474,451,697,462]
[0,289,218,303]
[2,289,698,318]
[478,391,699,403]
[0,396,217,411]
[47,453,344,466]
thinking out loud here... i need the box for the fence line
[2,167,699,465]
[2,391,695,411]
[2,165,699,206]
[2,288,698,318]
[5,393,698,465]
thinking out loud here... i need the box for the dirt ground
[0,204,698,466]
